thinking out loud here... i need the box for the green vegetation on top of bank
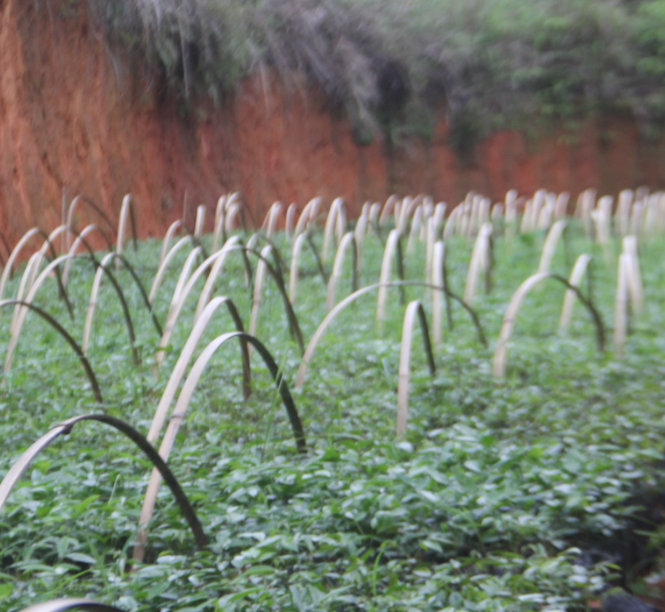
[76,0,665,148]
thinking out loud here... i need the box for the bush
[82,0,665,148]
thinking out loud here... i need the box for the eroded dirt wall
[1,0,665,244]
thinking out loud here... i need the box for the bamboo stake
[431,241,446,344]
[614,253,629,357]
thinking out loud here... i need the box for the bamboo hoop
[326,232,357,312]
[559,254,592,331]
[614,253,629,357]
[18,598,124,612]
[537,220,567,274]
[376,229,402,331]
[147,296,250,444]
[134,331,306,562]
[194,204,206,237]
[464,223,493,303]
[493,272,604,377]
[0,414,207,550]
[150,236,194,304]
[396,300,436,437]
[296,280,485,388]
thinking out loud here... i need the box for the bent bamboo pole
[379,195,398,227]
[249,245,272,337]
[0,299,102,401]
[212,195,228,252]
[376,230,402,331]
[160,219,184,265]
[157,245,304,367]
[18,598,123,612]
[170,246,204,308]
[559,254,592,331]
[82,252,139,365]
[493,272,605,378]
[323,198,346,261]
[116,194,132,266]
[537,220,567,274]
[147,296,250,444]
[296,281,485,388]
[194,204,206,237]
[62,224,101,286]
[396,300,436,437]
[6,254,74,371]
[0,228,44,300]
[289,233,307,304]
[326,232,357,312]
[294,197,322,238]
[622,235,644,314]
[464,223,493,303]
[285,203,297,239]
[615,253,629,357]
[149,236,193,304]
[135,331,306,562]
[194,236,243,320]
[0,414,207,549]
[432,241,447,344]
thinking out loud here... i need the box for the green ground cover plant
[1,197,665,611]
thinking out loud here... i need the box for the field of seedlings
[1,190,665,612]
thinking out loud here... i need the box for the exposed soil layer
[2,1,665,243]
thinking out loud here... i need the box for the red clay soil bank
[2,0,665,244]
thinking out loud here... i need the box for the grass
[1,220,665,610]
[61,0,665,149]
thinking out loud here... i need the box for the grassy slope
[1,223,665,610]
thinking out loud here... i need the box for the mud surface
[2,1,665,243]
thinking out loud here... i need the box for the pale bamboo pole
[285,203,297,240]
[464,223,493,303]
[82,252,116,354]
[160,219,184,266]
[559,253,593,331]
[622,235,644,314]
[379,195,399,227]
[326,232,356,312]
[294,197,322,237]
[169,246,203,308]
[193,204,206,237]
[376,229,402,332]
[554,192,570,220]
[249,244,273,337]
[62,224,99,286]
[369,203,381,231]
[265,202,283,238]
[150,236,193,303]
[615,190,633,237]
[537,220,567,274]
[225,202,241,233]
[520,199,533,233]
[212,195,227,252]
[505,189,518,237]
[396,300,436,437]
[431,241,446,345]
[289,233,307,304]
[156,242,244,368]
[0,228,41,300]
[194,236,243,320]
[406,205,423,253]
[116,194,132,268]
[630,199,645,238]
[614,253,629,357]
[6,254,72,370]
[147,296,251,444]
[323,198,345,261]
[443,205,462,240]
